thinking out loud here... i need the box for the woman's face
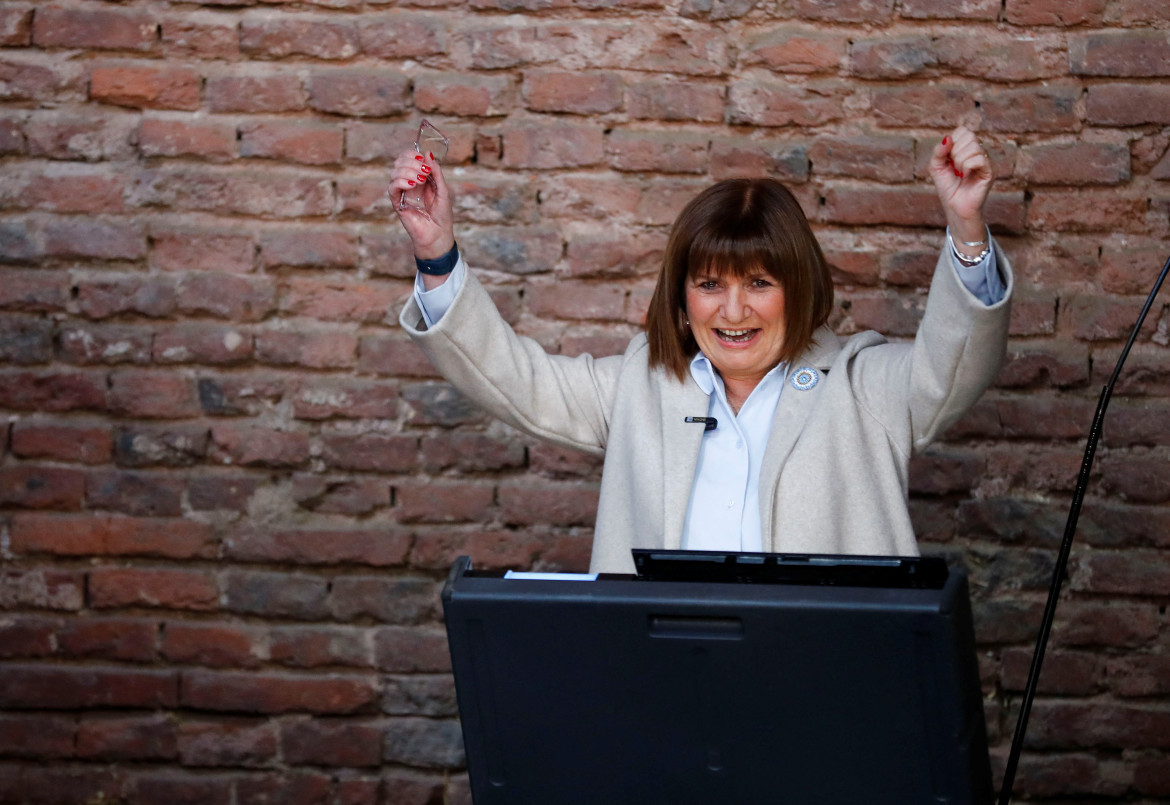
[685,266,787,385]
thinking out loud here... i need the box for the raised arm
[389,148,455,291]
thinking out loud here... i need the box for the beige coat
[399,246,1013,574]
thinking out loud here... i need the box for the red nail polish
[415,154,424,161]
[407,180,416,186]
[421,165,431,173]
[955,170,964,178]
[417,174,426,182]
[429,152,434,160]
[943,136,950,146]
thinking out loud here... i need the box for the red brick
[709,140,808,182]
[1026,700,1170,750]
[209,424,310,468]
[822,185,940,227]
[502,123,604,169]
[343,120,430,165]
[374,626,451,673]
[259,226,359,269]
[463,22,541,70]
[328,576,439,625]
[160,13,240,60]
[108,371,200,418]
[1104,0,1167,24]
[0,568,84,611]
[282,719,383,767]
[810,134,915,183]
[77,715,177,761]
[270,624,374,668]
[90,567,219,611]
[0,55,73,103]
[1098,453,1170,504]
[459,226,563,275]
[129,771,231,805]
[727,79,848,127]
[357,14,447,60]
[607,130,708,174]
[308,68,410,117]
[319,432,419,473]
[1028,190,1148,234]
[742,27,844,73]
[871,83,977,128]
[240,119,343,166]
[1001,648,1101,695]
[0,370,106,412]
[241,14,358,60]
[1107,656,1170,697]
[1055,602,1159,648]
[527,280,627,321]
[791,0,894,22]
[57,323,151,365]
[0,269,68,311]
[0,5,32,46]
[1018,141,1130,186]
[34,6,157,51]
[935,32,1067,81]
[414,73,515,117]
[0,663,178,709]
[0,465,85,510]
[498,479,600,526]
[7,165,127,214]
[86,469,185,517]
[112,421,210,470]
[0,615,56,658]
[138,115,236,160]
[90,63,200,110]
[980,82,1083,133]
[898,0,999,16]
[206,71,305,113]
[291,378,399,419]
[395,480,495,524]
[565,229,664,279]
[162,622,264,669]
[177,274,277,321]
[76,276,176,319]
[1134,755,1170,797]
[188,474,259,512]
[25,111,137,161]
[625,77,724,122]
[383,717,464,768]
[1087,83,1170,127]
[11,420,112,465]
[849,35,936,79]
[523,70,623,114]
[195,375,287,417]
[996,341,1090,389]
[57,617,158,662]
[10,513,214,559]
[1071,30,1170,77]
[294,475,389,516]
[152,324,252,365]
[909,449,984,495]
[1099,240,1170,295]
[222,569,329,620]
[0,314,52,364]
[182,670,379,715]
[150,227,255,273]
[1005,0,1107,25]
[227,527,410,566]
[255,330,357,368]
[178,719,278,767]
[236,772,334,804]
[0,713,75,759]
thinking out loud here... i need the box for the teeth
[718,329,751,336]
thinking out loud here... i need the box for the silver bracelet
[951,240,991,266]
[959,237,988,248]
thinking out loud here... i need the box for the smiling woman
[644,178,831,413]
[394,126,1013,571]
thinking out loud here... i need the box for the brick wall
[0,0,1168,802]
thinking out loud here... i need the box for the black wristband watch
[415,242,460,276]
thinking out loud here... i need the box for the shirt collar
[688,351,788,398]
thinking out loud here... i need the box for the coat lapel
[660,373,709,550]
[758,327,843,551]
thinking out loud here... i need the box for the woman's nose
[722,288,749,321]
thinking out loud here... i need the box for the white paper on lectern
[503,571,599,581]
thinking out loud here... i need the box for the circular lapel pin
[791,367,819,391]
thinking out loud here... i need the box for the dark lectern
[442,551,993,805]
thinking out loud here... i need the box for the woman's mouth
[715,328,759,344]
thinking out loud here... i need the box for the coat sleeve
[398,267,624,456]
[852,243,1014,454]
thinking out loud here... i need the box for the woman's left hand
[929,125,992,246]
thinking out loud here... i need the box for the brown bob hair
[645,178,834,381]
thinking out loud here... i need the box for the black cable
[997,252,1170,805]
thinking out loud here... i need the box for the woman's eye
[751,277,773,288]
[698,280,719,290]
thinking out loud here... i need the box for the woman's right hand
[390,148,455,261]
